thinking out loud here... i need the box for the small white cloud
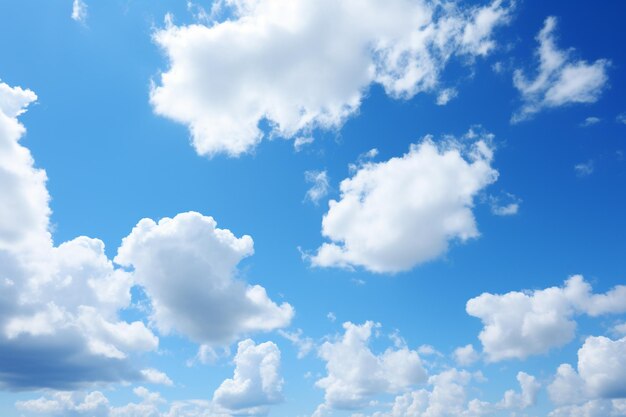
[327,312,337,322]
[436,88,458,106]
[512,17,610,122]
[294,136,315,152]
[489,193,521,216]
[453,344,480,366]
[140,369,173,386]
[71,0,88,23]
[305,170,330,205]
[279,329,315,359]
[581,116,601,127]
[616,112,626,125]
[575,160,594,177]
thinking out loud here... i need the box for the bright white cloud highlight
[453,344,480,366]
[213,339,283,414]
[115,212,294,345]
[310,133,498,273]
[466,275,626,361]
[151,0,512,156]
[315,321,427,410]
[512,16,610,122]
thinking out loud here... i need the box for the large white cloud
[115,212,294,345]
[512,16,610,122]
[0,81,158,390]
[466,275,626,361]
[314,321,427,411]
[213,339,283,414]
[310,133,498,273]
[151,0,512,156]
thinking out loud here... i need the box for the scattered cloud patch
[575,160,594,177]
[436,87,458,105]
[581,116,601,126]
[294,136,315,152]
[616,112,626,125]
[305,170,330,205]
[512,17,610,122]
[488,192,521,216]
[453,344,480,366]
[151,0,513,156]
[279,328,315,358]
[310,132,499,273]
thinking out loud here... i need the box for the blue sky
[0,0,625,416]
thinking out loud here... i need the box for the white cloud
[581,116,601,127]
[453,344,479,366]
[617,113,626,125]
[115,212,294,345]
[488,193,521,216]
[575,160,594,177]
[578,336,626,399]
[436,88,458,106]
[512,17,610,122]
[294,136,315,152]
[466,275,626,361]
[0,82,158,389]
[310,133,498,273]
[72,0,88,23]
[151,0,512,156]
[279,328,315,358]
[213,339,283,414]
[315,321,427,410]
[140,369,174,387]
[305,170,330,205]
[499,372,540,410]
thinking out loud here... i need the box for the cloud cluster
[151,0,512,156]
[17,339,284,417]
[314,321,427,411]
[71,0,88,23]
[512,17,610,122]
[0,82,157,389]
[466,275,626,361]
[311,133,498,273]
[0,81,292,393]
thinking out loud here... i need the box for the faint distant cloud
[294,136,314,152]
[304,170,330,205]
[436,88,458,106]
[72,0,88,24]
[617,112,626,125]
[574,160,594,177]
[488,193,521,216]
[581,116,601,127]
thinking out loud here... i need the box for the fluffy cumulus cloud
[547,336,626,416]
[310,133,498,273]
[314,321,427,411]
[0,82,158,390]
[512,16,610,122]
[115,212,294,345]
[213,339,283,414]
[466,275,626,361]
[151,0,513,157]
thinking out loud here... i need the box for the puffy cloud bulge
[151,0,513,156]
[0,81,292,390]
